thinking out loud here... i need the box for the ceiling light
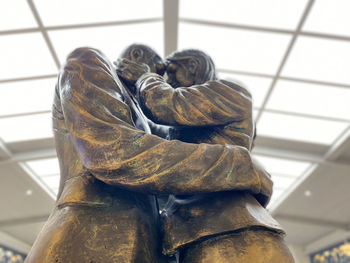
[304,190,312,197]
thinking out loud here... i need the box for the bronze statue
[25,45,275,263]
[119,47,294,262]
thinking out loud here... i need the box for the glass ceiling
[49,22,164,64]
[1,0,349,210]
[180,0,308,30]
[0,0,37,30]
[34,0,163,26]
[179,23,292,75]
[25,158,60,195]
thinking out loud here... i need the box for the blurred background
[0,0,350,262]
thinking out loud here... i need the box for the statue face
[124,46,165,75]
[165,58,198,88]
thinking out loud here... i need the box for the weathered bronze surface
[133,48,294,262]
[25,45,293,262]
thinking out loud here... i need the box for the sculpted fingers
[115,58,150,84]
[116,68,133,83]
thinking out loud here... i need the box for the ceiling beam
[276,214,350,230]
[0,231,31,254]
[0,148,56,166]
[180,18,350,43]
[27,0,61,69]
[325,126,350,161]
[0,74,57,84]
[260,108,350,123]
[218,68,350,90]
[254,147,350,170]
[305,229,350,255]
[0,139,12,161]
[180,18,293,35]
[0,110,51,120]
[0,27,39,36]
[163,0,179,57]
[0,18,163,37]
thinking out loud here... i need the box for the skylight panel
[257,112,348,145]
[49,22,164,64]
[179,23,291,75]
[218,73,272,108]
[0,0,37,31]
[271,188,284,200]
[0,33,57,80]
[271,175,296,190]
[266,80,350,120]
[303,0,350,37]
[253,155,310,176]
[41,175,60,189]
[0,78,56,117]
[26,158,60,176]
[180,0,307,30]
[268,188,285,207]
[0,113,53,143]
[253,109,259,119]
[282,37,350,85]
[34,0,162,26]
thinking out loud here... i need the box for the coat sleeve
[58,47,269,196]
[136,73,252,127]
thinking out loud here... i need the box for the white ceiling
[0,0,350,255]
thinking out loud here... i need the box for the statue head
[165,49,217,88]
[119,44,165,75]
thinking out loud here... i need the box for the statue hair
[119,43,159,61]
[166,49,217,85]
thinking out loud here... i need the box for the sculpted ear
[188,58,199,75]
[131,48,144,62]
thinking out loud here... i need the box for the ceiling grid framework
[0,0,350,253]
[27,0,61,69]
[255,0,315,122]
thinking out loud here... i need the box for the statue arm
[58,47,269,196]
[136,73,252,127]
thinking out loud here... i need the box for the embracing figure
[120,46,294,263]
[25,44,294,263]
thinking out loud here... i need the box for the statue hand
[115,58,150,84]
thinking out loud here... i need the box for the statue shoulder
[216,78,252,99]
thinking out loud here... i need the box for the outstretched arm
[136,73,252,127]
[59,47,271,198]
